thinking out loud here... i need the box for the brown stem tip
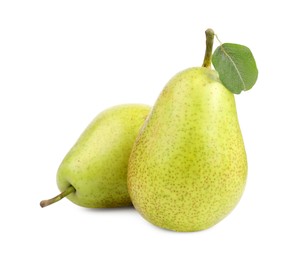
[202,28,215,68]
[40,186,75,208]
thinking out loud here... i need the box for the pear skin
[42,104,150,208]
[128,68,247,231]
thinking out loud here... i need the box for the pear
[128,29,247,231]
[40,104,150,208]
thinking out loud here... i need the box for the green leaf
[212,43,258,94]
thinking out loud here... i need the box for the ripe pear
[40,104,151,208]
[128,29,247,232]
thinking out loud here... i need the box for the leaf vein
[220,45,247,90]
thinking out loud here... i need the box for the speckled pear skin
[128,68,247,232]
[56,104,150,208]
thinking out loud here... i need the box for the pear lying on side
[40,104,151,208]
[128,30,247,231]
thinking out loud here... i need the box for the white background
[1,0,297,259]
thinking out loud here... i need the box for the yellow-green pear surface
[41,104,150,208]
[128,67,247,232]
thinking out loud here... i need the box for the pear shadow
[82,206,219,234]
[82,205,137,214]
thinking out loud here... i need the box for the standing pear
[128,29,247,231]
[41,104,150,208]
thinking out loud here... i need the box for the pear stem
[202,28,215,68]
[40,186,76,208]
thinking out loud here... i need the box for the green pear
[128,29,247,231]
[40,104,151,208]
